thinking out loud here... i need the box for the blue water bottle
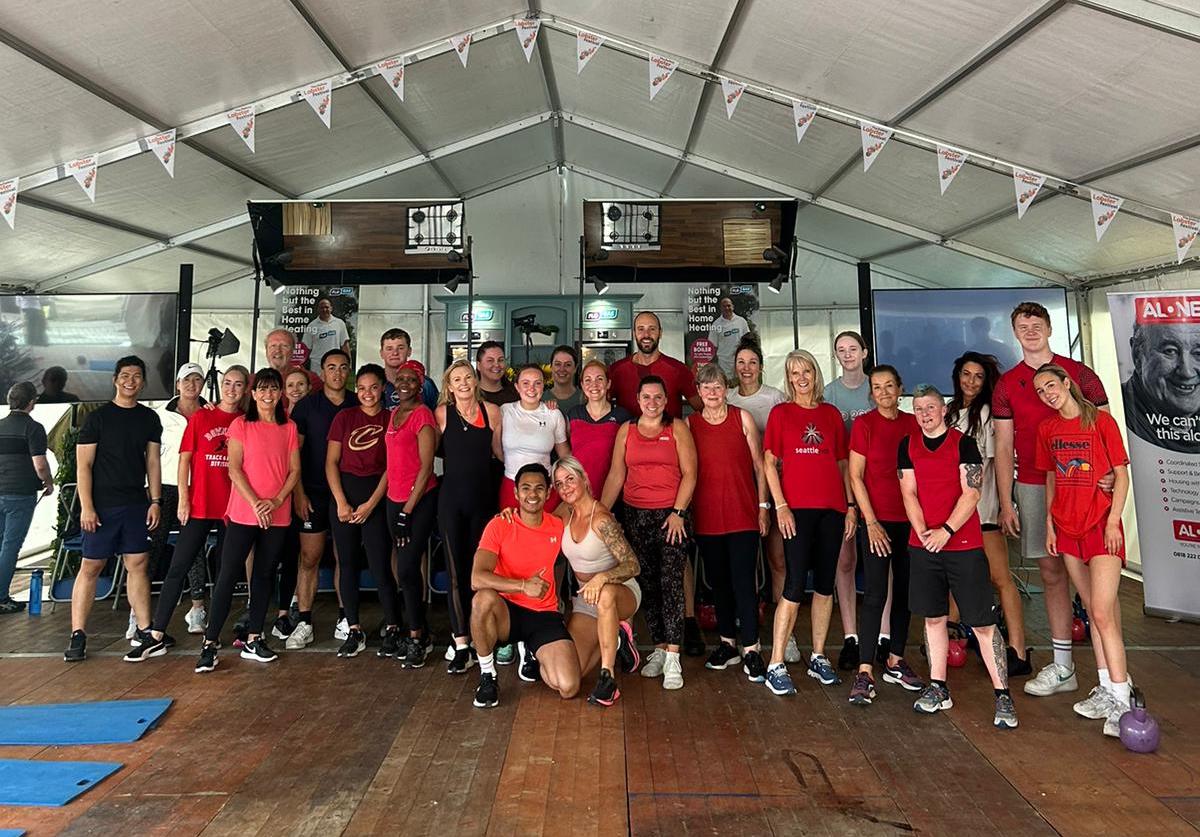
[28,569,43,616]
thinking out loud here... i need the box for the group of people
[0,300,1135,736]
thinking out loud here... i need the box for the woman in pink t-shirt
[196,367,300,673]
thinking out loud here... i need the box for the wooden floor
[1,581,1198,836]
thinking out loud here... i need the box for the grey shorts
[1015,482,1049,561]
[571,578,642,620]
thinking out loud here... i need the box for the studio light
[266,277,286,295]
[762,245,788,265]
[443,274,464,293]
[768,273,785,294]
[590,276,609,295]
[446,250,464,264]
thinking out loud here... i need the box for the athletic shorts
[497,476,560,513]
[82,504,151,559]
[781,507,845,600]
[1056,520,1126,565]
[503,598,571,654]
[908,546,995,627]
[298,489,331,534]
[1015,482,1048,561]
[571,578,642,620]
[981,522,1000,533]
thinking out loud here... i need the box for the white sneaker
[185,608,206,635]
[126,610,138,641]
[444,643,457,662]
[1073,685,1118,719]
[641,648,667,678]
[662,652,683,690]
[1023,662,1078,696]
[334,618,350,641]
[783,635,803,664]
[285,621,314,650]
[1102,697,1130,738]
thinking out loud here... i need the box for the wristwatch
[672,508,687,517]
[758,502,771,509]
[941,522,956,536]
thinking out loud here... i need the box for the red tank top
[623,420,682,509]
[905,427,983,551]
[689,408,757,535]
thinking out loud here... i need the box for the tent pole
[466,235,475,363]
[789,237,799,350]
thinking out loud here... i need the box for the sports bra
[561,502,617,576]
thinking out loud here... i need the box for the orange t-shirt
[477,513,564,612]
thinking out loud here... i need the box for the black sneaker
[518,643,540,683]
[129,627,175,648]
[742,649,767,683]
[195,642,219,673]
[337,629,367,658]
[683,617,706,657]
[403,633,432,669]
[379,626,403,658]
[0,597,25,614]
[124,632,167,662]
[616,620,640,674]
[473,673,499,708]
[1007,646,1033,678]
[447,646,476,674]
[64,630,87,662]
[876,638,890,667]
[705,642,742,670]
[271,615,295,640]
[837,636,859,671]
[240,638,278,663]
[588,668,620,706]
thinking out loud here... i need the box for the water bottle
[28,569,43,616]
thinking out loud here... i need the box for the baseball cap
[176,362,205,381]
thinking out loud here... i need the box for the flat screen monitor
[0,293,179,402]
[871,287,1071,393]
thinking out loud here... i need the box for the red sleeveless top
[623,420,682,509]
[904,427,983,551]
[688,407,757,535]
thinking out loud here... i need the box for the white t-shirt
[708,314,751,374]
[727,384,786,434]
[950,403,998,526]
[303,316,350,372]
[500,402,568,480]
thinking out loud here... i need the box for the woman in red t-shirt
[687,363,769,681]
[565,360,633,496]
[601,375,697,690]
[762,349,855,696]
[1033,364,1132,737]
[197,367,300,672]
[325,364,397,660]
[127,365,248,660]
[846,365,923,704]
[384,361,440,668]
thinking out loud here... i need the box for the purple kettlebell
[1119,688,1160,754]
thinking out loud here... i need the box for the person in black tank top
[435,360,504,674]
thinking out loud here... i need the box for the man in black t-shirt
[286,349,358,648]
[0,382,54,613]
[65,356,163,663]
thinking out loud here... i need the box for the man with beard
[262,328,320,390]
[609,312,701,419]
[1122,320,1200,454]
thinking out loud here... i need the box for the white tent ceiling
[1,0,1198,296]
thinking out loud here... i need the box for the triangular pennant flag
[515,18,540,62]
[792,100,817,144]
[374,56,405,102]
[147,130,176,178]
[648,53,678,100]
[860,121,892,172]
[67,154,98,202]
[0,177,18,230]
[1171,214,1199,263]
[1090,190,1124,242]
[449,34,471,68]
[719,77,745,119]
[577,29,603,74]
[227,104,256,152]
[300,79,333,128]
[936,144,967,195]
[1012,167,1046,219]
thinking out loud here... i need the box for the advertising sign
[275,285,359,374]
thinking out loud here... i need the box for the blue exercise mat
[0,830,26,837]
[0,698,172,745]
[0,759,122,806]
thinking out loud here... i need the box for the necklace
[455,400,480,431]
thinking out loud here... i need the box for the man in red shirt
[470,463,579,708]
[608,312,702,420]
[992,302,1110,699]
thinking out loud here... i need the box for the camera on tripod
[512,313,555,337]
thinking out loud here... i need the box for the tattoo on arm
[596,517,640,583]
[965,463,983,490]
[992,627,1008,688]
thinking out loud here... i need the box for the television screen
[871,287,1071,393]
[0,293,179,402]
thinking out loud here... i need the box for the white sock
[1111,679,1131,705]
[845,633,858,642]
[455,639,469,650]
[1052,638,1073,669]
[769,662,786,673]
[479,653,495,676]
[665,650,680,661]
[1098,668,1112,689]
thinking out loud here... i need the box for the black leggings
[330,473,398,628]
[276,523,299,611]
[439,487,494,639]
[857,520,912,665]
[151,517,224,633]
[626,506,689,646]
[696,530,760,646]
[388,488,439,634]
[782,508,845,602]
[206,523,287,642]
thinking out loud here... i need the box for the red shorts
[498,476,561,513]
[1055,520,1125,566]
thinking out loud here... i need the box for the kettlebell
[696,603,718,632]
[1071,616,1088,643]
[947,641,968,668]
[1119,688,1160,754]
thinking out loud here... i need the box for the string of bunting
[0,14,1195,267]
